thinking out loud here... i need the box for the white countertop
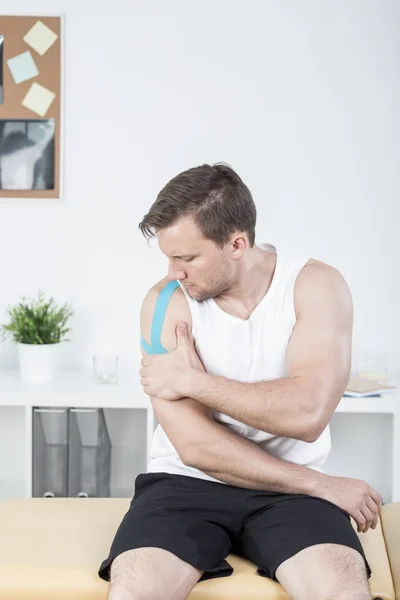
[0,368,149,409]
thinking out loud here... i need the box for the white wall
[0,0,398,377]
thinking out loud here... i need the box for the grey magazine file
[32,407,69,497]
[67,408,111,497]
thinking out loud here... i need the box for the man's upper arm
[287,261,353,437]
[140,279,213,463]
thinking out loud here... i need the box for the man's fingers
[365,496,380,529]
[141,357,148,367]
[368,486,382,512]
[353,510,368,533]
[370,512,379,530]
[360,505,375,533]
[176,322,190,346]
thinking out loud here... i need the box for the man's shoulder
[142,276,186,303]
[294,258,352,315]
[140,277,191,328]
[300,258,347,287]
[140,278,192,352]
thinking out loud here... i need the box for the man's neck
[214,246,277,320]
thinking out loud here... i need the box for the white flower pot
[18,342,62,384]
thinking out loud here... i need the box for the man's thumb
[177,322,189,345]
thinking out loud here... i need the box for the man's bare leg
[108,547,203,600]
[275,543,371,600]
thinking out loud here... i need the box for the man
[99,163,381,600]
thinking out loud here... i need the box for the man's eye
[185,257,194,262]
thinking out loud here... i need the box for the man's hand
[317,474,382,533]
[140,322,204,400]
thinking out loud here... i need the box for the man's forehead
[166,243,201,257]
[158,225,207,256]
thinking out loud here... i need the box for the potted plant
[0,290,73,383]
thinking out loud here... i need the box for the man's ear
[231,234,247,259]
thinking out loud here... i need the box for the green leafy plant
[0,291,73,345]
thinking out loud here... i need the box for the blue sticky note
[7,51,39,84]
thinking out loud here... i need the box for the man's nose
[168,264,186,281]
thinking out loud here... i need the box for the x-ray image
[0,119,55,190]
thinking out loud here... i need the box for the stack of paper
[344,376,397,397]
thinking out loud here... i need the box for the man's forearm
[185,370,320,442]
[186,421,324,495]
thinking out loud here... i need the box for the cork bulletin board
[0,15,62,201]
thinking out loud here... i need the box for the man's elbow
[180,448,197,467]
[301,402,333,443]
[302,424,323,444]
[298,378,345,442]
[179,443,205,468]
[181,442,217,471]
[293,420,321,443]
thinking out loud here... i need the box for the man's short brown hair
[139,163,257,247]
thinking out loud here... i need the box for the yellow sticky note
[23,20,58,56]
[22,82,56,116]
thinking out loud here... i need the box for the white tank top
[147,247,331,483]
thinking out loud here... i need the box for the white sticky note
[22,82,56,116]
[7,51,39,84]
[23,20,58,56]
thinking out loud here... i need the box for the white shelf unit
[0,368,399,504]
[0,369,154,500]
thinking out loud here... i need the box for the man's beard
[187,265,233,302]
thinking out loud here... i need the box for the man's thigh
[275,543,370,600]
[234,492,371,592]
[109,547,202,600]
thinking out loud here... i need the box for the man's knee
[276,543,371,600]
[317,545,371,600]
[109,571,154,600]
[108,550,153,600]
[319,547,371,600]
[107,547,200,600]
[108,580,142,600]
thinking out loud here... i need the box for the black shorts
[98,472,371,583]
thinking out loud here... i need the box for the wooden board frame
[0,13,64,203]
